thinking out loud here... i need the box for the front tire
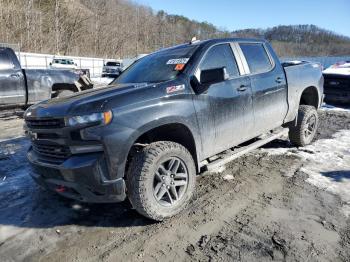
[289,105,318,147]
[126,141,196,221]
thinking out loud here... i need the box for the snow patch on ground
[91,77,114,87]
[321,103,350,112]
[262,130,350,216]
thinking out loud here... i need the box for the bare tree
[0,0,349,58]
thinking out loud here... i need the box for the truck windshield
[113,45,198,84]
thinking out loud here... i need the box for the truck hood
[323,67,350,76]
[25,83,155,118]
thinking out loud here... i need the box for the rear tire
[288,105,318,147]
[126,141,196,221]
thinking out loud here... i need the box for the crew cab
[24,38,323,220]
[0,48,93,109]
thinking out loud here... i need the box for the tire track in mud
[39,154,307,262]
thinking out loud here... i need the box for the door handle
[275,77,283,84]
[237,85,247,92]
[10,73,20,78]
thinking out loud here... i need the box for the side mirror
[191,67,229,93]
[200,67,229,85]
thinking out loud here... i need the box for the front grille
[324,75,350,93]
[26,118,65,129]
[32,143,71,160]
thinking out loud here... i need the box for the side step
[203,128,289,172]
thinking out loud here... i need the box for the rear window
[113,45,198,84]
[106,62,120,66]
[239,43,272,74]
[0,52,14,70]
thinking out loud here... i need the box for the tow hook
[55,185,66,193]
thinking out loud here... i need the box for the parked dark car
[24,38,323,220]
[0,48,93,110]
[323,61,350,104]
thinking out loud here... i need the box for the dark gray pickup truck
[24,38,324,220]
[0,48,92,110]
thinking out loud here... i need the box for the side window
[239,43,272,74]
[0,52,15,70]
[199,44,239,79]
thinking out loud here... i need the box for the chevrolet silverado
[24,38,324,220]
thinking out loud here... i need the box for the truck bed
[282,61,324,123]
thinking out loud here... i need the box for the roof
[154,37,267,54]
[191,37,267,46]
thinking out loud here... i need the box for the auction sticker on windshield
[166,58,190,65]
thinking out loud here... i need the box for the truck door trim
[230,43,249,75]
[229,43,246,76]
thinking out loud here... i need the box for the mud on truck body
[0,47,93,111]
[24,38,324,220]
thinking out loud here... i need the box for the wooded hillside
[0,0,349,58]
[232,25,350,57]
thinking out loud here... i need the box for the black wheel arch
[125,122,200,177]
[299,86,320,109]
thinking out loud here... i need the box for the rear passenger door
[238,43,288,134]
[192,43,254,159]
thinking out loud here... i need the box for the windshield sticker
[166,84,185,94]
[174,64,186,71]
[166,58,190,65]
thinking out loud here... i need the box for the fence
[0,42,138,78]
[16,52,110,78]
[0,43,114,78]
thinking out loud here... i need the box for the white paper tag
[166,58,190,65]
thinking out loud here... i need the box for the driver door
[192,43,255,159]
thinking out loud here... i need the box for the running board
[203,128,289,172]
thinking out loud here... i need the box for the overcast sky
[134,0,350,37]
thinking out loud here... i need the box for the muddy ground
[0,108,350,262]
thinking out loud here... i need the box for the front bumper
[27,149,126,203]
[324,93,350,104]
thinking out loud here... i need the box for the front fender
[88,95,202,180]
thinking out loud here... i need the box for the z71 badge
[166,84,185,94]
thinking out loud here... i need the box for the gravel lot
[0,106,349,262]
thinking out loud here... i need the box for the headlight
[67,111,113,126]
